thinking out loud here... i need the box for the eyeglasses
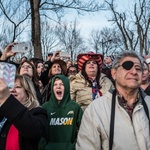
[118,61,142,71]
[68,70,77,74]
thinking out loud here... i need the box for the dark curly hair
[81,60,101,89]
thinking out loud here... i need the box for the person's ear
[111,69,117,81]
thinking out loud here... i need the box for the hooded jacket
[39,75,83,150]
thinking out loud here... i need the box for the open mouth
[56,90,62,96]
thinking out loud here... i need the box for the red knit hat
[77,51,103,71]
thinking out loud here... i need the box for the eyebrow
[134,63,141,67]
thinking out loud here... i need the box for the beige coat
[70,71,114,110]
[76,91,150,150]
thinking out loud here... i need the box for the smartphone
[12,42,31,53]
[0,62,16,88]
[59,51,70,58]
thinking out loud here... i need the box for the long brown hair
[17,60,39,88]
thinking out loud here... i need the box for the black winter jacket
[0,95,47,150]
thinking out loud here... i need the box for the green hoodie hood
[48,75,71,108]
[41,75,83,150]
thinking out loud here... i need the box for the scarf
[89,77,102,100]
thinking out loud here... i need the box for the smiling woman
[0,74,47,150]
[9,75,39,108]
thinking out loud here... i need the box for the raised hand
[0,78,10,105]
[1,43,17,60]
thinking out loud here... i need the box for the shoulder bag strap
[139,89,150,136]
[139,89,150,120]
[109,89,150,150]
[109,89,116,150]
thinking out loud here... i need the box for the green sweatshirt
[38,75,83,150]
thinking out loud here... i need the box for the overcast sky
[62,0,132,39]
[62,10,112,39]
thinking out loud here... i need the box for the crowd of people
[0,42,150,150]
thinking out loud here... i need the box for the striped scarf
[89,77,102,100]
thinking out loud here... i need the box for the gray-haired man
[76,50,150,150]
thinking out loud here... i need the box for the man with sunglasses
[76,50,150,150]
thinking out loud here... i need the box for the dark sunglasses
[119,61,134,70]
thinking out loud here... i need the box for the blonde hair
[15,74,40,110]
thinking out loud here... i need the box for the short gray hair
[112,50,144,71]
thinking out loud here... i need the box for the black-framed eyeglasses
[118,61,141,71]
[68,70,77,74]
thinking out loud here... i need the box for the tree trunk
[30,0,42,59]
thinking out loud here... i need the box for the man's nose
[130,66,138,74]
